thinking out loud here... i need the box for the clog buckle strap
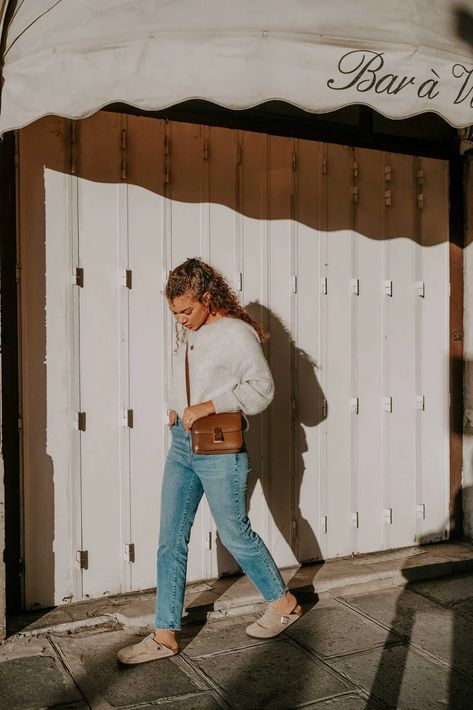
[245,604,302,639]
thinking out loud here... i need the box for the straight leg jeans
[155,415,288,630]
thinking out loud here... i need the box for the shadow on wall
[215,302,325,577]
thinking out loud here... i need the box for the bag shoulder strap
[185,341,190,407]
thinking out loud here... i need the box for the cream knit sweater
[167,316,274,420]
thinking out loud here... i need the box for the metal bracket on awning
[459,127,473,155]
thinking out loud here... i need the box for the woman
[118,257,301,664]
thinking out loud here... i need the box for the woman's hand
[182,400,215,432]
[168,409,177,428]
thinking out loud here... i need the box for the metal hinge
[292,152,297,172]
[351,397,359,414]
[292,519,297,541]
[352,512,359,528]
[15,265,21,282]
[123,269,132,289]
[203,139,209,161]
[384,164,392,182]
[352,160,358,178]
[384,396,392,413]
[291,399,297,419]
[75,267,84,288]
[417,193,424,209]
[76,550,88,569]
[352,186,359,204]
[321,276,327,295]
[416,281,425,298]
[416,504,426,520]
[235,143,242,165]
[321,516,328,534]
[77,412,86,431]
[236,272,243,291]
[125,543,135,563]
[126,409,134,428]
[292,275,298,294]
[416,395,425,411]
[322,158,327,175]
[384,280,393,297]
[321,399,328,417]
[205,532,212,550]
[17,416,23,431]
[384,508,393,525]
[351,278,359,295]
[384,189,392,207]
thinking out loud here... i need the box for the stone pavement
[3,542,473,709]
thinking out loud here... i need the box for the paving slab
[341,587,473,679]
[195,639,350,709]
[363,551,455,576]
[412,571,473,604]
[302,694,380,709]
[122,690,224,709]
[0,653,84,710]
[180,613,267,658]
[328,644,473,710]
[9,592,153,635]
[452,597,473,618]
[426,541,473,561]
[285,598,400,658]
[0,634,56,662]
[52,628,206,708]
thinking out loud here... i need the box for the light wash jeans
[155,414,288,629]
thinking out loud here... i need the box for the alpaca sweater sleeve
[167,317,274,419]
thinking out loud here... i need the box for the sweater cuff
[211,390,240,414]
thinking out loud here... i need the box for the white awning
[1,0,473,134]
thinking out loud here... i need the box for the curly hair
[165,257,269,350]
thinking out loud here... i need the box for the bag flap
[192,412,243,435]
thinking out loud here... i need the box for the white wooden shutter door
[20,113,451,605]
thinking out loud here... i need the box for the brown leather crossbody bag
[185,342,244,455]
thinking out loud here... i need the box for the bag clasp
[212,426,224,443]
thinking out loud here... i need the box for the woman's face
[168,292,211,331]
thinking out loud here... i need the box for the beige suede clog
[245,605,302,639]
[117,633,179,665]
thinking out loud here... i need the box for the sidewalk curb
[10,543,473,639]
